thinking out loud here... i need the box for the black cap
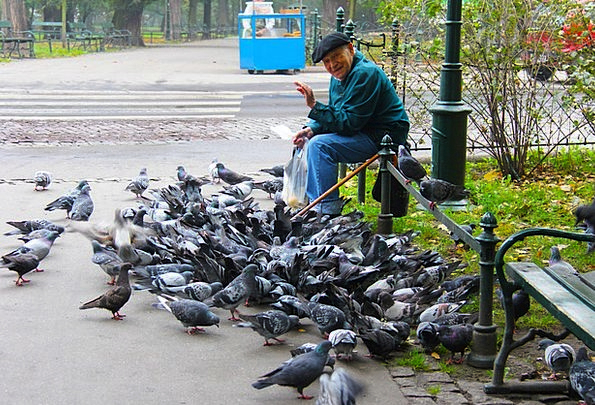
[311,32,351,63]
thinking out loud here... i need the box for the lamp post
[429,0,471,188]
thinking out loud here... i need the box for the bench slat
[506,262,595,350]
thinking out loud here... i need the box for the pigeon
[3,230,60,264]
[210,263,258,320]
[450,223,476,248]
[437,323,474,364]
[358,328,398,359]
[252,340,332,400]
[260,165,284,178]
[538,338,576,379]
[418,301,467,323]
[327,329,358,360]
[33,171,52,190]
[154,295,220,334]
[79,262,133,320]
[271,295,311,318]
[548,246,579,275]
[4,219,64,236]
[125,167,149,199]
[254,178,284,198]
[416,321,441,353]
[221,180,254,200]
[317,367,364,405]
[420,178,470,209]
[496,288,530,323]
[69,183,94,221]
[574,203,595,228]
[208,158,220,183]
[214,162,253,185]
[308,302,348,337]
[180,281,223,301]
[236,310,300,346]
[90,240,124,285]
[397,144,427,185]
[569,347,595,405]
[0,252,41,286]
[44,179,89,218]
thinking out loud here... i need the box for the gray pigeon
[70,183,94,221]
[254,178,284,198]
[0,252,41,286]
[420,178,470,209]
[79,263,133,320]
[182,281,223,301]
[125,167,149,199]
[44,179,89,218]
[252,340,332,400]
[308,302,348,337]
[570,347,595,405]
[154,295,220,334]
[418,301,466,323]
[236,309,300,346]
[221,180,254,200]
[437,323,474,364]
[33,171,52,191]
[327,329,358,360]
[3,230,60,265]
[538,338,576,379]
[4,219,64,236]
[214,162,253,185]
[397,144,427,185]
[358,328,398,359]
[210,263,258,320]
[91,240,123,285]
[317,368,364,405]
[416,321,441,353]
[259,165,284,178]
[548,246,579,275]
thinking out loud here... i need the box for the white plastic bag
[282,140,308,208]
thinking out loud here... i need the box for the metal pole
[336,7,345,33]
[377,135,395,235]
[429,0,471,187]
[467,212,499,368]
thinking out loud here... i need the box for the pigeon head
[316,340,333,355]
[538,338,556,351]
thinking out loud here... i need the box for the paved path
[0,39,407,405]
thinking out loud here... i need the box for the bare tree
[169,0,182,40]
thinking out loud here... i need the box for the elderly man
[293,32,409,217]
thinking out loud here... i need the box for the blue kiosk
[238,3,306,74]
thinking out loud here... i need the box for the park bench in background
[0,20,35,58]
[101,22,131,48]
[67,22,104,52]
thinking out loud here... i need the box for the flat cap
[312,32,351,63]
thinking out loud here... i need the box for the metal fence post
[377,135,395,235]
[336,7,345,33]
[467,212,499,369]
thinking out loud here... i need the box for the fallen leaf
[431,352,441,360]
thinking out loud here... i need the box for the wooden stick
[291,153,379,220]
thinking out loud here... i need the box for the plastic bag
[282,140,309,208]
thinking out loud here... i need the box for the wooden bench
[485,228,595,395]
[0,20,35,58]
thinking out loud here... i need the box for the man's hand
[293,126,313,149]
[294,81,316,109]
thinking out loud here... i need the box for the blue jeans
[306,132,379,215]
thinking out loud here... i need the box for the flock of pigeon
[2,153,594,404]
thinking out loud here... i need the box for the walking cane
[291,153,379,220]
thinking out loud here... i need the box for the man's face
[322,43,355,81]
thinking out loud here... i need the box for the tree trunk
[2,0,28,31]
[169,0,182,40]
[188,0,198,39]
[218,0,229,28]
[203,0,212,39]
[322,0,345,31]
[112,0,149,46]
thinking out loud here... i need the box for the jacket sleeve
[307,68,380,135]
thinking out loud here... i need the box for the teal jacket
[307,50,409,146]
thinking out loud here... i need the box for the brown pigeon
[79,263,132,320]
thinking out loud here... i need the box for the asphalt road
[0,39,405,404]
